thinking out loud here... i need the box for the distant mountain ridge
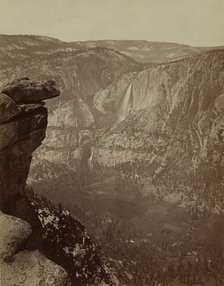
[0,34,207,64]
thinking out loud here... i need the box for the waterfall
[88,147,94,169]
[115,82,133,124]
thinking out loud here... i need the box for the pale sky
[0,0,223,46]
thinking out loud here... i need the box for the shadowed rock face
[0,211,71,286]
[0,211,32,261]
[0,78,58,211]
[0,78,112,286]
[2,78,60,104]
[0,79,71,286]
[0,92,19,123]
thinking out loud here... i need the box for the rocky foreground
[0,78,71,285]
[0,211,70,286]
[0,79,110,286]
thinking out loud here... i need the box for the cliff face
[0,78,59,212]
[0,78,113,286]
[36,48,141,169]
[0,35,210,177]
[0,78,71,285]
[93,50,224,183]
[0,39,143,171]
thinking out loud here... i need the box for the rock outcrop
[0,78,112,286]
[0,78,56,211]
[0,211,32,261]
[0,211,70,286]
[27,193,112,286]
[0,79,71,285]
[0,92,19,123]
[2,78,60,104]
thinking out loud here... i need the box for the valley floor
[32,171,224,286]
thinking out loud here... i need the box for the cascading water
[115,82,133,124]
[88,147,94,169]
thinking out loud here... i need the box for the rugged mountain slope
[0,40,141,106]
[0,35,144,170]
[76,39,200,63]
[93,50,224,185]
[0,34,217,172]
[0,34,200,65]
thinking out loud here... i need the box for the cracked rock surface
[0,212,71,286]
[0,79,71,285]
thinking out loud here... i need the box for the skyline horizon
[0,0,223,47]
[1,32,224,48]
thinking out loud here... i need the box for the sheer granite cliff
[0,78,59,216]
[0,78,71,285]
[93,50,224,184]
